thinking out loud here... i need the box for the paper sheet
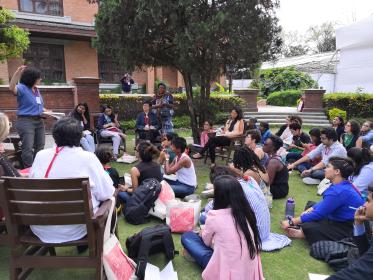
[308,273,330,280]
[145,261,178,280]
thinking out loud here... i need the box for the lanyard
[44,146,64,178]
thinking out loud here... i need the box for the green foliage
[327,108,347,121]
[252,67,317,97]
[323,93,373,119]
[100,93,243,122]
[266,90,302,106]
[0,8,30,62]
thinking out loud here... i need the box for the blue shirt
[301,180,364,223]
[16,84,44,116]
[362,130,373,146]
[261,129,272,145]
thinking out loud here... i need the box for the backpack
[310,238,360,271]
[124,178,161,225]
[126,224,177,279]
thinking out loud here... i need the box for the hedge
[266,90,302,106]
[100,93,244,120]
[327,108,347,121]
[323,93,373,119]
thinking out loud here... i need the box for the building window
[98,54,126,83]
[19,0,63,16]
[23,43,66,83]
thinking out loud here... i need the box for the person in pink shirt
[181,175,264,280]
[189,121,215,155]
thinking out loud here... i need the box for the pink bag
[149,180,176,220]
[166,200,201,233]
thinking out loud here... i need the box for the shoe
[201,189,214,199]
[204,183,213,190]
[302,177,321,185]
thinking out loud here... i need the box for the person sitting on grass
[281,157,364,245]
[29,117,115,244]
[245,129,268,166]
[332,115,345,141]
[285,122,311,162]
[259,121,271,145]
[356,121,373,149]
[118,141,162,209]
[189,120,215,155]
[164,137,197,198]
[158,132,178,165]
[287,127,347,185]
[135,100,160,143]
[192,107,244,167]
[347,147,373,198]
[95,145,121,188]
[262,135,289,199]
[200,166,291,251]
[340,120,360,151]
[326,184,373,280]
[247,117,258,130]
[181,175,264,280]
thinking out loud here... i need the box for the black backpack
[124,178,161,225]
[310,238,360,271]
[126,224,177,279]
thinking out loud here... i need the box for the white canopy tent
[335,15,373,93]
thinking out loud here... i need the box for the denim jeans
[118,191,131,213]
[309,169,325,180]
[80,134,95,152]
[16,118,45,167]
[181,232,213,269]
[286,152,302,163]
[165,179,195,198]
[297,162,313,173]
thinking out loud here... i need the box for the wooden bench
[0,177,113,280]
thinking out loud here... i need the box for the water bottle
[285,197,295,219]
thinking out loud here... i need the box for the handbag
[149,180,176,220]
[166,199,201,233]
[103,197,137,280]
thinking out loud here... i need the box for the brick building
[0,0,194,94]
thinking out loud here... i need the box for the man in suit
[327,184,373,280]
[135,100,160,143]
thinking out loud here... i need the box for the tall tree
[306,22,336,53]
[281,31,309,57]
[92,0,281,141]
[0,8,30,62]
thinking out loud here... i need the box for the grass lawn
[0,129,335,280]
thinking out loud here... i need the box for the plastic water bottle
[285,197,295,219]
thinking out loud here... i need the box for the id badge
[36,96,42,104]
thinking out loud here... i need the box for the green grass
[0,128,334,279]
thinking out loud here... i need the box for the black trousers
[301,219,354,245]
[138,130,159,143]
[200,136,231,164]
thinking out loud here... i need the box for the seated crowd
[1,97,373,280]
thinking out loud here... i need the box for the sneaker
[182,249,196,263]
[302,177,321,185]
[201,189,214,199]
[204,183,214,190]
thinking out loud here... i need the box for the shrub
[323,93,373,119]
[100,93,244,122]
[266,90,302,106]
[250,67,317,97]
[327,108,347,121]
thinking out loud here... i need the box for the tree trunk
[182,71,199,143]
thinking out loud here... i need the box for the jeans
[80,134,95,152]
[286,152,302,163]
[16,118,45,168]
[118,191,131,213]
[100,130,124,156]
[297,162,313,173]
[309,169,325,180]
[181,232,213,269]
[165,179,195,198]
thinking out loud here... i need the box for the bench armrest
[92,198,113,228]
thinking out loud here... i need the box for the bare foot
[286,228,305,239]
[192,153,203,159]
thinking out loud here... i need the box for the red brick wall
[132,69,147,87]
[0,62,9,84]
[2,0,18,9]
[63,0,98,23]
[64,41,99,83]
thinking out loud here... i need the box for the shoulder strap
[44,146,64,178]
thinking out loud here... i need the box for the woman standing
[70,103,95,152]
[9,66,46,168]
[181,175,264,280]
[340,120,360,151]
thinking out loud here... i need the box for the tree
[281,31,309,57]
[0,8,30,62]
[306,22,336,53]
[92,0,282,141]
